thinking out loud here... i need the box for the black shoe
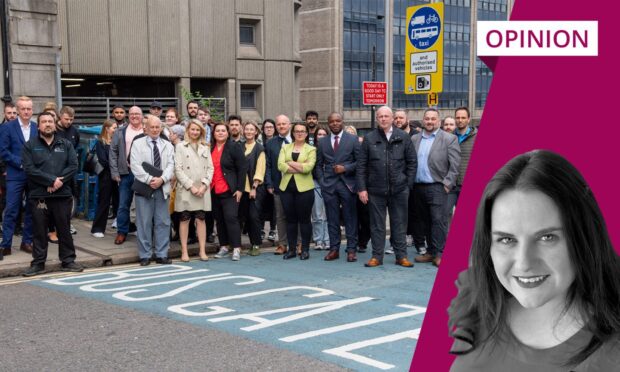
[129,223,137,233]
[299,251,310,260]
[187,237,198,245]
[283,251,297,260]
[207,235,215,243]
[155,257,172,264]
[139,259,150,266]
[23,265,45,277]
[61,262,84,272]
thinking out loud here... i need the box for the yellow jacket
[278,143,316,192]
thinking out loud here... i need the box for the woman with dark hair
[449,150,620,371]
[278,122,316,260]
[259,118,277,242]
[311,125,330,250]
[211,122,248,261]
[90,120,118,237]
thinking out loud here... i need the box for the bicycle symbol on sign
[426,14,438,24]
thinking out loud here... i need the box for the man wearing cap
[149,101,163,120]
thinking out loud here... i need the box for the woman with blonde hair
[174,119,214,262]
[91,120,118,237]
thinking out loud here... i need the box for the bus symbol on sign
[408,7,441,50]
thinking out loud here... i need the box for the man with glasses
[110,106,144,245]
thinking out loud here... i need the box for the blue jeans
[134,188,171,259]
[311,184,329,245]
[1,179,32,247]
[117,173,134,235]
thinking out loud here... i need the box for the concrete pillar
[7,0,60,110]
[177,77,191,113]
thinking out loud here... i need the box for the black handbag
[83,146,103,174]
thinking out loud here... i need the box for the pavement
[0,217,275,278]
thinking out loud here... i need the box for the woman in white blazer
[174,119,214,262]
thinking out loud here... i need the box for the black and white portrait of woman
[448,150,620,371]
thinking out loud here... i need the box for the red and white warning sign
[362,81,388,106]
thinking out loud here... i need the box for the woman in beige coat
[174,119,214,262]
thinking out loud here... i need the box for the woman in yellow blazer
[278,123,316,260]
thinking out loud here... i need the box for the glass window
[239,24,254,45]
[240,89,256,109]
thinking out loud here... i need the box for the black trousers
[239,189,264,246]
[212,191,241,248]
[357,198,371,249]
[280,186,314,252]
[31,197,76,266]
[91,169,113,233]
[413,183,448,257]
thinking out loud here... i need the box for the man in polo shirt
[110,106,144,244]
[411,108,461,267]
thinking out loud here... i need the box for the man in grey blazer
[411,108,461,267]
[316,112,360,262]
[130,116,175,266]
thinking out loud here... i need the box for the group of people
[1,97,477,274]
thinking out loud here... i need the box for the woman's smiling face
[490,189,575,311]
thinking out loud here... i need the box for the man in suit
[0,96,36,260]
[412,108,461,267]
[264,114,292,255]
[130,115,174,266]
[357,106,417,268]
[316,112,360,262]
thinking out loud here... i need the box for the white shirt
[18,117,31,142]
[384,126,394,141]
[330,131,343,149]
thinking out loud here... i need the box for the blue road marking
[33,248,437,371]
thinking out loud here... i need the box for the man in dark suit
[411,108,461,267]
[316,112,360,262]
[264,114,292,254]
[0,96,36,260]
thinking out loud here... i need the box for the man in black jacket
[21,112,82,276]
[357,106,417,268]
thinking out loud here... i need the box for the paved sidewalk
[0,218,276,278]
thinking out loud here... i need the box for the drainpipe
[1,0,12,103]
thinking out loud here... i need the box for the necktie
[152,140,161,168]
[333,135,339,152]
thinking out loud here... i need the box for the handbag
[83,145,103,174]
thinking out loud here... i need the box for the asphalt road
[2,246,436,371]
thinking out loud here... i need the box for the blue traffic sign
[408,6,442,50]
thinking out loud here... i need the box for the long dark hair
[449,149,620,365]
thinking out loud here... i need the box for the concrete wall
[56,0,301,121]
[298,0,341,121]
[6,0,59,110]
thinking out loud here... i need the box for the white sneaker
[214,247,229,259]
[70,224,77,235]
[406,235,413,246]
[232,248,241,261]
[111,219,117,229]
[385,248,394,255]
[92,232,104,238]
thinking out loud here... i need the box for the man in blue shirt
[411,108,461,267]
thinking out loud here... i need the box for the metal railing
[61,97,227,125]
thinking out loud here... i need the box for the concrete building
[1,0,303,123]
[299,0,514,127]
